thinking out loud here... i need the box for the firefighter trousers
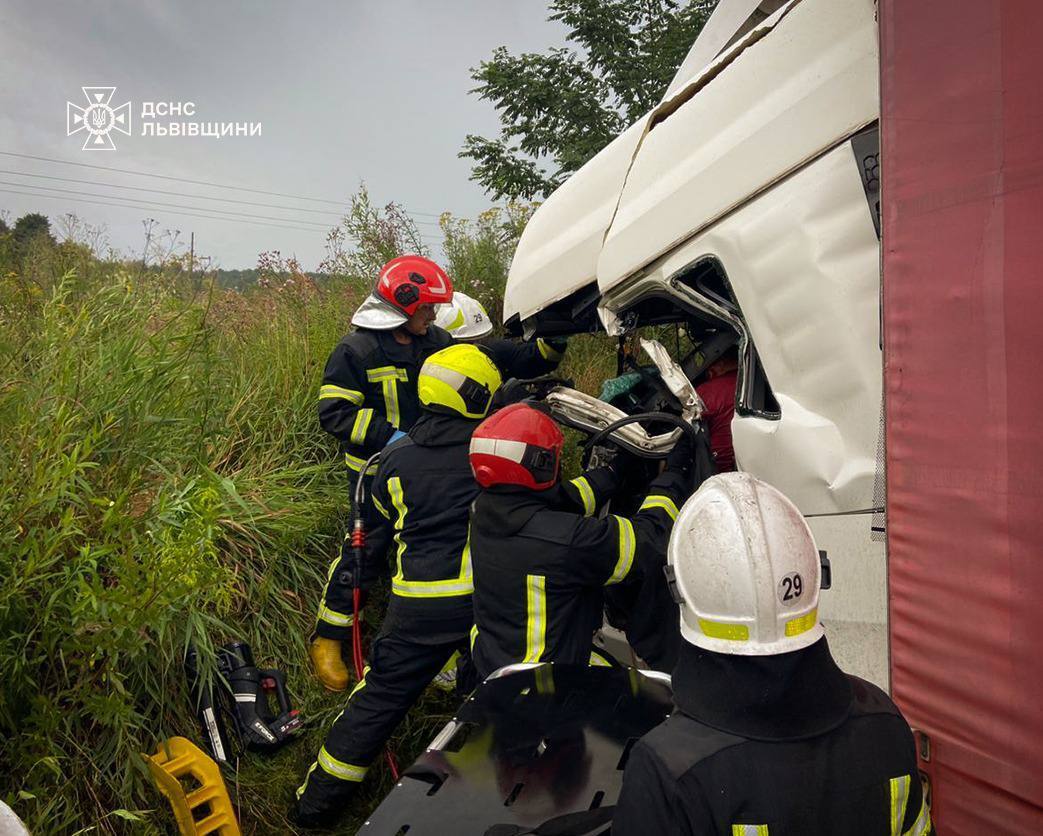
[315,471,380,640]
[296,622,473,816]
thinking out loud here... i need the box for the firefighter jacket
[479,336,565,381]
[364,412,482,638]
[606,430,717,673]
[613,638,932,836]
[319,327,451,473]
[319,327,563,474]
[469,468,688,680]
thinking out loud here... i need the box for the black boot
[287,799,342,830]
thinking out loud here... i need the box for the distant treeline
[212,267,327,289]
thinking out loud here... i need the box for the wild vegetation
[0,193,613,834]
[461,0,717,199]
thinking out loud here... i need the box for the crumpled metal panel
[882,0,1043,831]
[663,0,794,100]
[714,143,881,515]
[503,120,643,324]
[598,0,878,296]
[601,141,882,516]
[362,665,672,835]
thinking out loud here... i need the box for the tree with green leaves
[461,0,717,201]
[13,212,55,250]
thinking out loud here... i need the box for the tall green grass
[0,247,620,833]
[0,265,432,833]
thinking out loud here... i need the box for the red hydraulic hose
[351,464,401,781]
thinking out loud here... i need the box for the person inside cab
[693,340,738,472]
[614,473,931,836]
[466,403,697,681]
[291,344,503,828]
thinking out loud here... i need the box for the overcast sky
[0,1,567,268]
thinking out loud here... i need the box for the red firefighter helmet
[375,255,453,315]
[469,403,564,490]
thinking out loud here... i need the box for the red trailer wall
[882,1,1043,832]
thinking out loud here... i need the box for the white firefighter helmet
[0,801,30,836]
[667,472,824,656]
[435,291,493,341]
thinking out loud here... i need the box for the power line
[0,188,328,235]
[0,180,333,229]
[0,168,444,229]
[0,150,446,218]
[1,186,444,244]
[0,169,345,216]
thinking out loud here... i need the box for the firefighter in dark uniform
[312,258,567,691]
[614,473,932,836]
[466,403,697,681]
[291,344,505,827]
[435,290,567,376]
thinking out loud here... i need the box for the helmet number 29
[778,572,804,603]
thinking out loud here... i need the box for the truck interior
[508,254,780,443]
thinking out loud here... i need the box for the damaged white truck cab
[504,0,888,685]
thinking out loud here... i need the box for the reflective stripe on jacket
[319,327,453,471]
[366,412,481,632]
[469,469,688,680]
[614,640,932,836]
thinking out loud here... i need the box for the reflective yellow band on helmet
[350,408,374,446]
[731,826,770,836]
[606,516,636,585]
[640,494,679,521]
[523,574,547,663]
[445,307,466,332]
[317,746,368,782]
[785,608,818,637]
[418,345,501,419]
[570,476,596,516]
[890,775,911,836]
[344,452,379,474]
[699,618,750,641]
[319,384,363,404]
[537,338,563,361]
